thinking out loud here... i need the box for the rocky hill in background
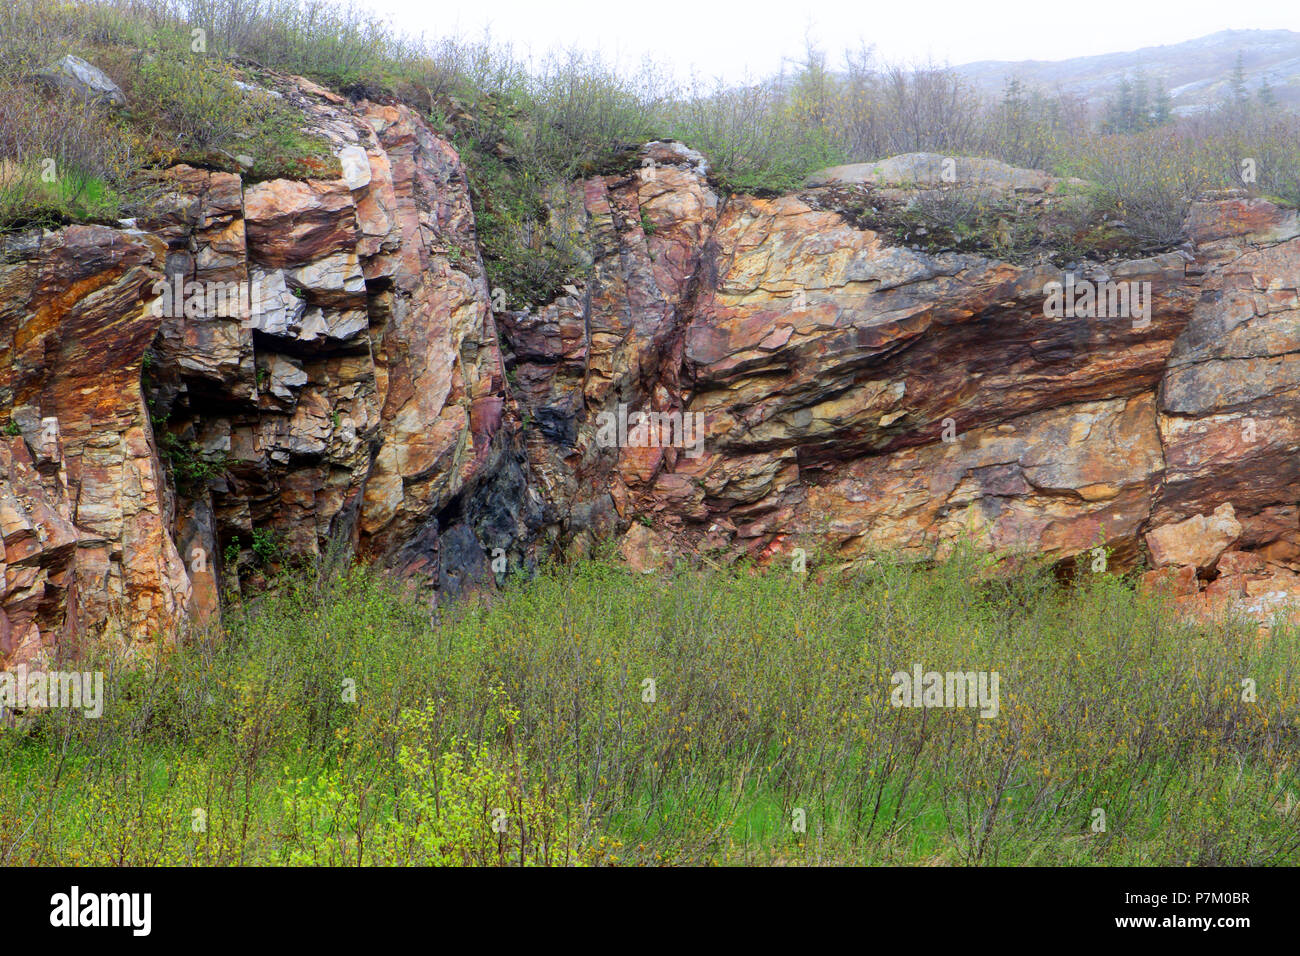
[954,29,1300,113]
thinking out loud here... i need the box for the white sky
[358,0,1300,82]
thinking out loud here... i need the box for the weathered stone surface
[336,145,372,190]
[806,153,1060,194]
[1139,564,1199,598]
[10,91,1300,664]
[138,165,254,398]
[0,437,80,663]
[243,178,358,267]
[1145,504,1242,570]
[1152,231,1300,530]
[1183,196,1300,245]
[36,54,126,108]
[1216,550,1265,575]
[0,71,535,664]
[493,142,720,549]
[618,522,672,573]
[0,225,190,660]
[352,101,518,567]
[482,149,1300,598]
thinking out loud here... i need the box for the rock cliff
[3,75,1299,664]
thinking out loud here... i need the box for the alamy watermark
[50,886,150,936]
[0,665,104,719]
[1043,274,1151,329]
[150,275,268,321]
[595,404,705,458]
[890,664,1000,718]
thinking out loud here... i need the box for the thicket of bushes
[3,551,1299,866]
[2,0,1298,297]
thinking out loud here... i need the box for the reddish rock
[618,523,673,573]
[1145,504,1242,570]
[0,225,192,662]
[1183,197,1299,244]
[243,178,359,267]
[1204,573,1249,600]
[1216,550,1265,575]
[1139,565,1199,597]
[11,90,1300,659]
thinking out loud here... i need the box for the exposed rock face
[1,74,531,664]
[5,72,1300,665]
[141,81,535,605]
[498,141,719,557]
[1145,503,1242,571]
[0,225,188,661]
[675,195,1194,567]
[500,152,1300,602]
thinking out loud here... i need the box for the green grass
[0,163,121,230]
[4,549,1299,866]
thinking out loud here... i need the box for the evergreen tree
[1228,51,1249,106]
[1257,77,1277,112]
[1102,72,1167,133]
[1103,75,1134,133]
[1131,72,1150,127]
[1151,75,1171,125]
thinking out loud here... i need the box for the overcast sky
[358,0,1300,82]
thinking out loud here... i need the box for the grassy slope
[4,551,1298,866]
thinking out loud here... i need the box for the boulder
[1216,550,1265,575]
[336,145,372,190]
[1138,564,1199,597]
[36,55,126,108]
[618,523,673,573]
[1145,504,1242,571]
[806,153,1056,194]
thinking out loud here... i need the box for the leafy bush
[670,77,846,195]
[3,0,1299,261]
[4,554,1300,866]
[1073,129,1228,248]
[250,527,283,566]
[160,431,227,493]
[130,51,258,152]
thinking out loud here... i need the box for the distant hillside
[953,29,1300,114]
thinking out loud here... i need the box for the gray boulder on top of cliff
[35,54,127,107]
[805,153,1074,196]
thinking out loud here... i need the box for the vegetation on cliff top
[3,0,1299,303]
[3,551,1299,866]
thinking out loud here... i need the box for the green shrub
[160,431,227,494]
[1072,129,1229,248]
[129,51,256,151]
[250,527,283,566]
[669,77,846,195]
[4,553,1300,866]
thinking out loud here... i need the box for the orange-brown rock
[10,88,1300,661]
[1216,550,1265,575]
[0,225,191,660]
[495,150,1300,593]
[1138,564,1199,597]
[0,73,531,665]
[1145,504,1242,571]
